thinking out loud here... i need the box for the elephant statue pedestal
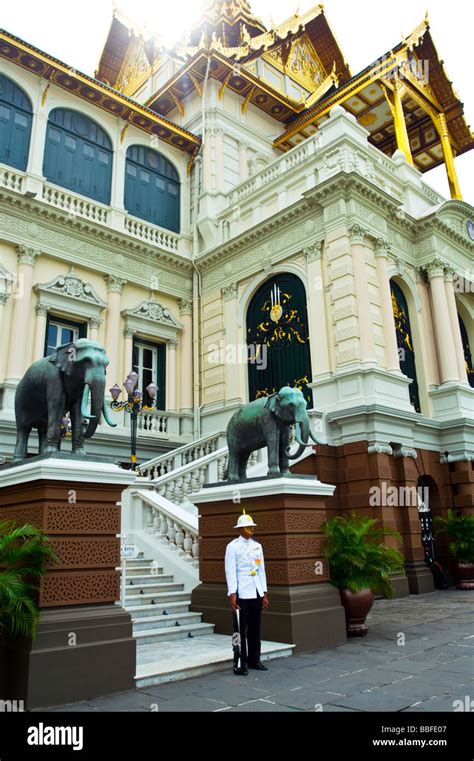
[190,476,347,653]
[0,457,137,709]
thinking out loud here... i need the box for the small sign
[121,544,139,560]
[467,220,474,241]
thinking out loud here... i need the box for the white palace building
[0,0,473,625]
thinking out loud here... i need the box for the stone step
[125,586,185,604]
[126,601,191,618]
[124,558,153,566]
[135,635,295,688]
[125,577,175,592]
[134,622,215,646]
[125,573,169,584]
[121,565,163,576]
[132,612,203,632]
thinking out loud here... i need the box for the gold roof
[275,18,473,173]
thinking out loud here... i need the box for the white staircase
[123,555,214,647]
[120,425,324,684]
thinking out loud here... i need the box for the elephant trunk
[286,417,313,460]
[83,377,105,438]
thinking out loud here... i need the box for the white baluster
[168,521,177,550]
[183,531,193,562]
[175,525,185,556]
[160,516,169,545]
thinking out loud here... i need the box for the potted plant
[0,519,57,640]
[323,515,405,637]
[434,510,474,590]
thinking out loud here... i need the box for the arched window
[43,109,112,204]
[458,314,474,388]
[0,74,32,171]
[124,145,180,233]
[390,280,421,412]
[246,273,312,405]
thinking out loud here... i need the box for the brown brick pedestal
[190,477,347,653]
[0,456,137,709]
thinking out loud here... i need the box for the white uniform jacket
[225,536,267,599]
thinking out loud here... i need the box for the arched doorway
[246,273,312,404]
[390,280,421,412]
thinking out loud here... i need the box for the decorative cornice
[303,241,324,263]
[123,300,181,329]
[0,190,194,281]
[178,298,192,315]
[35,301,49,317]
[36,269,107,307]
[17,244,40,266]
[222,283,238,301]
[105,275,127,294]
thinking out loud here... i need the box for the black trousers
[237,593,262,666]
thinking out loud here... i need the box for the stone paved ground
[45,590,474,713]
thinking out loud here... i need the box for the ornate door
[246,273,312,404]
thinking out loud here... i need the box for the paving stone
[326,691,416,712]
[86,691,165,711]
[223,699,301,712]
[270,686,348,710]
[156,695,230,712]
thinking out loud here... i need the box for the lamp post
[109,371,158,470]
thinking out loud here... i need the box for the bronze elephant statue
[13,338,116,461]
[225,386,323,481]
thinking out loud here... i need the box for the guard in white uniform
[225,510,269,674]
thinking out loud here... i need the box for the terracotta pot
[340,588,375,637]
[452,561,474,590]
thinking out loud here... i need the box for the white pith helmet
[234,509,257,529]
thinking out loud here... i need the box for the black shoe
[248,662,268,671]
[233,666,248,676]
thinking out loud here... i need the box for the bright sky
[1,0,473,204]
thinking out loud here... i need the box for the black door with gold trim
[246,273,312,404]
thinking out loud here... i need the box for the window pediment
[34,269,107,321]
[122,299,182,341]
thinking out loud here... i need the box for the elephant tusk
[81,385,96,420]
[309,423,326,445]
[102,400,117,428]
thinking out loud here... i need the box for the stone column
[426,260,459,384]
[444,266,469,384]
[179,299,193,411]
[88,317,103,343]
[416,268,440,387]
[104,276,126,390]
[202,128,213,191]
[33,302,49,361]
[121,327,135,386]
[349,225,377,363]
[5,246,40,381]
[374,239,401,371]
[166,339,178,411]
[222,284,240,402]
[304,242,331,377]
[238,141,249,182]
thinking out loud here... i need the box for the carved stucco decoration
[121,299,183,342]
[34,268,107,322]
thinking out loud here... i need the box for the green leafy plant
[323,515,405,598]
[0,520,57,639]
[434,510,474,564]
